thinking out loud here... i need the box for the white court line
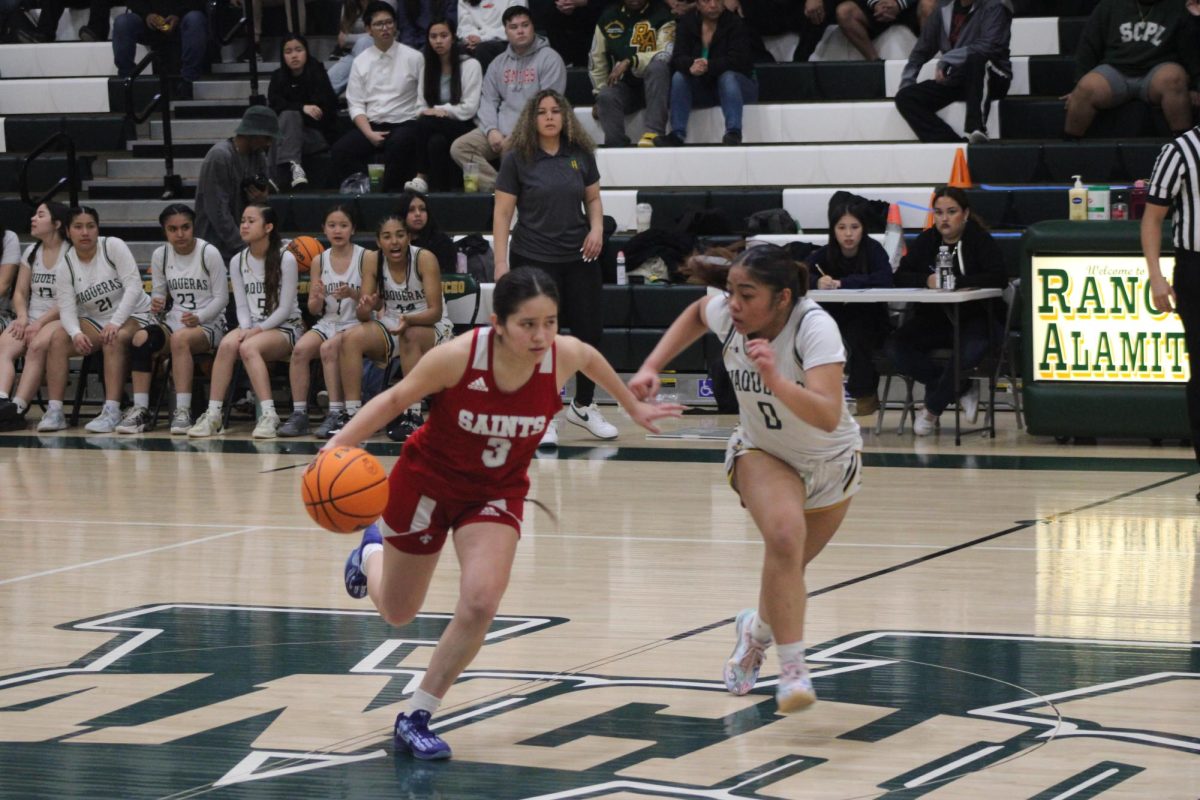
[1049,768,1120,800]
[0,526,262,586]
[903,745,1004,788]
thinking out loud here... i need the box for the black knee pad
[130,325,166,372]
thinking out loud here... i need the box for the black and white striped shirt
[1148,128,1200,252]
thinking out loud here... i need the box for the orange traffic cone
[883,202,906,267]
[949,146,972,188]
[924,194,936,229]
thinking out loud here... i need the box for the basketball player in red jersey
[326,267,681,760]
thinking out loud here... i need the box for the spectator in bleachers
[233,0,305,61]
[1063,0,1200,139]
[450,5,566,192]
[494,89,616,444]
[0,203,69,433]
[835,0,920,61]
[396,0,457,49]
[269,34,339,189]
[11,0,111,42]
[54,206,157,435]
[793,0,838,62]
[112,0,207,98]
[195,106,279,262]
[894,0,1011,144]
[458,0,518,70]
[657,0,758,146]
[327,0,379,95]
[886,186,1006,436]
[403,17,482,192]
[805,201,893,416]
[531,0,605,66]
[398,190,459,271]
[333,0,425,191]
[588,0,675,147]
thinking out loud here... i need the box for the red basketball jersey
[395,327,561,502]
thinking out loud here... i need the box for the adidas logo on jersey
[468,377,488,392]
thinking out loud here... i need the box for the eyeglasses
[369,19,395,28]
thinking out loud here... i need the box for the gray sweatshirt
[901,0,1013,88]
[477,35,567,137]
[194,138,268,259]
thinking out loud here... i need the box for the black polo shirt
[496,144,601,263]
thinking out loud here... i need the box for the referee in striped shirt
[1143,128,1200,500]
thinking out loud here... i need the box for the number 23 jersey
[706,294,861,463]
[397,327,562,502]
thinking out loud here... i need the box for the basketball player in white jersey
[0,222,19,337]
[123,203,230,435]
[333,214,451,440]
[51,206,156,434]
[188,203,302,439]
[630,244,863,714]
[279,205,366,439]
[0,202,71,432]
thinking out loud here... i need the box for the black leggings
[511,253,604,406]
[1174,253,1200,464]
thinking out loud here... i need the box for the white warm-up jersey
[706,294,862,463]
[150,239,229,331]
[23,242,65,322]
[232,249,301,329]
[317,245,365,328]
[56,236,153,338]
[378,245,450,330]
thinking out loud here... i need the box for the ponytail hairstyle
[65,205,101,249]
[30,201,71,264]
[684,243,807,307]
[374,213,408,286]
[493,266,559,324]
[823,201,872,277]
[324,202,358,230]
[158,202,196,227]
[248,203,284,315]
[423,18,464,108]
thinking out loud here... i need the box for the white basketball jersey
[155,239,224,329]
[238,250,300,326]
[706,295,862,462]
[61,236,152,322]
[378,245,450,329]
[23,242,64,322]
[318,245,365,327]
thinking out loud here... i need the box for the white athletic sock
[329,401,345,412]
[47,400,63,412]
[405,688,441,716]
[0,391,7,400]
[208,400,223,413]
[176,393,191,411]
[777,641,807,670]
[14,397,29,414]
[750,614,773,644]
[362,541,383,568]
[103,400,120,414]
[293,401,307,413]
[133,393,149,409]
[346,400,362,416]
[260,400,276,414]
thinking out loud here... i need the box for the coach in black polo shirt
[492,88,618,446]
[1143,125,1200,500]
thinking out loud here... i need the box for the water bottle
[616,250,627,286]
[1130,179,1148,220]
[935,245,955,290]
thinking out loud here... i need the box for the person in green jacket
[1064,0,1200,139]
[587,0,676,147]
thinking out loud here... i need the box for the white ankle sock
[750,614,773,644]
[0,391,7,400]
[176,393,191,411]
[260,400,276,415]
[103,400,120,414]
[14,397,29,414]
[346,400,362,416]
[777,641,807,669]
[293,401,307,414]
[48,400,63,412]
[208,400,223,413]
[133,393,149,409]
[362,541,383,567]
[330,401,345,412]
[405,688,441,716]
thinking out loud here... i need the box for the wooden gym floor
[0,409,1197,799]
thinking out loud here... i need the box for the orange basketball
[301,446,389,533]
[287,235,325,273]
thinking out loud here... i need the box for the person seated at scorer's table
[885,185,1006,436]
[805,201,893,417]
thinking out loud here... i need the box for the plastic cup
[635,202,653,232]
[367,163,384,191]
[463,161,480,193]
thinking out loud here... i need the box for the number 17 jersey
[398,328,562,503]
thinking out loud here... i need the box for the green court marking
[0,434,1196,473]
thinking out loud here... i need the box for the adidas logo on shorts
[468,377,488,392]
[479,506,500,517]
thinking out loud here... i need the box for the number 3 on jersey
[482,437,511,467]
